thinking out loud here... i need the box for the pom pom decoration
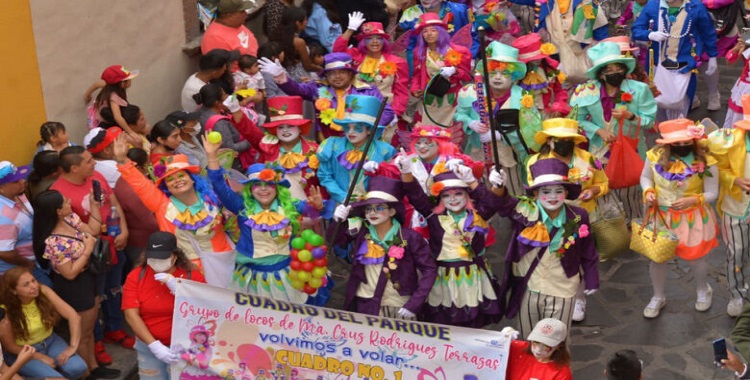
[287,229,329,295]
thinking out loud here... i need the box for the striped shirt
[0,194,34,264]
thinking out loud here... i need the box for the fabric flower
[445,49,463,67]
[387,246,405,259]
[315,98,332,111]
[578,224,589,238]
[556,71,566,83]
[258,169,276,182]
[153,164,167,179]
[378,61,398,76]
[430,182,445,196]
[307,154,319,169]
[540,43,556,55]
[520,94,535,109]
[488,61,508,73]
[620,92,633,103]
[690,161,705,173]
[320,109,336,125]
[432,162,448,175]
[687,124,705,138]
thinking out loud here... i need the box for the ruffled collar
[654,153,702,181]
[449,210,489,235]
[245,200,290,232]
[166,195,217,231]
[279,142,308,174]
[337,146,365,170]
[356,220,401,265]
[516,199,564,247]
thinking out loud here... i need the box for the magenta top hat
[525,158,581,200]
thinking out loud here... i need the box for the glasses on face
[364,205,389,214]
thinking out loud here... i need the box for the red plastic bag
[605,119,644,189]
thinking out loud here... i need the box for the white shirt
[181,73,207,112]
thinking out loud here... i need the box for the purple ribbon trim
[281,161,308,175]
[519,82,548,91]
[337,151,358,170]
[517,235,550,247]
[173,215,215,231]
[654,163,695,182]
[464,212,489,235]
[354,240,385,265]
[244,217,291,232]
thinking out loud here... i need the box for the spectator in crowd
[100,105,150,151]
[503,318,573,379]
[301,0,342,53]
[0,336,42,380]
[148,120,183,167]
[87,65,141,145]
[0,267,88,379]
[171,111,207,169]
[83,128,123,189]
[605,349,642,380]
[257,42,288,99]
[264,0,293,36]
[181,49,233,112]
[270,7,324,80]
[26,151,61,202]
[122,231,205,380]
[201,0,259,57]
[35,122,71,157]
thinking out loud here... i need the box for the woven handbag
[630,203,679,263]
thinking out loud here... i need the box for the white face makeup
[537,185,566,211]
[276,124,301,143]
[531,341,555,361]
[345,123,369,146]
[414,138,439,161]
[441,189,468,213]
[364,203,394,226]
[489,70,513,91]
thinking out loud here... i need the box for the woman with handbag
[526,118,609,322]
[410,13,471,129]
[31,190,120,379]
[639,118,719,318]
[570,42,657,225]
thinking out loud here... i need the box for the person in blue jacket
[631,0,718,121]
[399,0,479,73]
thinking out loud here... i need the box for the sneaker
[89,366,121,379]
[708,93,721,111]
[728,298,744,317]
[95,341,112,366]
[104,329,135,349]
[572,298,586,322]
[696,284,713,312]
[691,97,701,110]
[643,297,666,318]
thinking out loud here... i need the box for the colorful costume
[511,33,570,118]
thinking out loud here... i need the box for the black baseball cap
[146,232,177,259]
[165,111,199,128]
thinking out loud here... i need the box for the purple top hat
[320,52,358,77]
[429,171,470,197]
[525,158,581,200]
[350,176,406,223]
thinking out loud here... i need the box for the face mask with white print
[148,257,175,273]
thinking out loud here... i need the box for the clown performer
[707,96,750,317]
[697,0,740,111]
[509,0,608,86]
[399,0,479,72]
[526,118,608,322]
[397,161,502,327]
[640,118,719,318]
[631,0,717,121]
[178,325,221,380]
[205,142,334,305]
[489,159,598,336]
[259,52,394,140]
[471,0,522,44]
[511,33,570,119]
[113,139,236,288]
[410,13,472,130]
[723,35,750,129]
[570,42,657,224]
[230,96,323,201]
[334,16,409,129]
[317,95,397,205]
[330,176,438,320]
[603,35,662,100]
[454,41,537,196]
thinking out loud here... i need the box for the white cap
[527,318,567,347]
[83,127,104,149]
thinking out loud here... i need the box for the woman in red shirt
[122,232,205,380]
[505,318,573,380]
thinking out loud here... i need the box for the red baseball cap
[101,65,140,85]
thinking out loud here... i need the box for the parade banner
[170,280,510,380]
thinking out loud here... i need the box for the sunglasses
[364,205,389,214]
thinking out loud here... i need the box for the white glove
[333,205,351,222]
[584,289,598,296]
[222,94,241,113]
[648,31,669,42]
[480,131,502,143]
[362,160,379,173]
[445,158,464,172]
[468,120,489,134]
[489,167,507,188]
[394,153,413,174]
[154,273,177,295]
[148,341,180,364]
[454,165,476,184]
[500,326,520,340]
[440,66,456,78]
[348,11,366,31]
[705,57,717,76]
[259,57,287,82]
[397,308,416,319]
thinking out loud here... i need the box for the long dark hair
[149,120,180,145]
[95,83,128,110]
[31,190,64,269]
[192,83,225,109]
[0,267,60,342]
[269,7,307,68]
[28,151,60,183]
[654,141,708,169]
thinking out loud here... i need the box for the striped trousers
[613,185,644,225]
[721,213,750,300]
[518,291,575,340]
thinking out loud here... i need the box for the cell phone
[742,27,750,43]
[92,180,102,204]
[713,338,728,363]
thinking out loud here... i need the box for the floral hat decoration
[655,118,705,144]
[357,21,391,41]
[485,41,527,81]
[511,33,560,69]
[525,158,581,200]
[153,154,201,185]
[240,163,291,188]
[429,170,470,197]
[264,96,312,133]
[414,12,449,34]
[409,125,452,141]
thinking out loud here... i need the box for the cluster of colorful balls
[288,230,328,295]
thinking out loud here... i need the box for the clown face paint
[489,70,513,91]
[276,124,301,143]
[538,185,566,211]
[164,171,195,196]
[345,123,370,146]
[364,203,394,226]
[415,138,439,161]
[531,341,555,361]
[366,36,384,54]
[441,189,468,213]
[251,182,278,208]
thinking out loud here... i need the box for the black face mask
[603,72,626,87]
[671,144,693,157]
[553,140,575,157]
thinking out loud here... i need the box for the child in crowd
[606,349,643,380]
[258,42,287,98]
[502,318,573,379]
[35,121,71,156]
[234,55,266,105]
[84,65,141,145]
[307,43,327,81]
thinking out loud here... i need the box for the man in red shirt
[50,145,132,364]
[201,0,259,58]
